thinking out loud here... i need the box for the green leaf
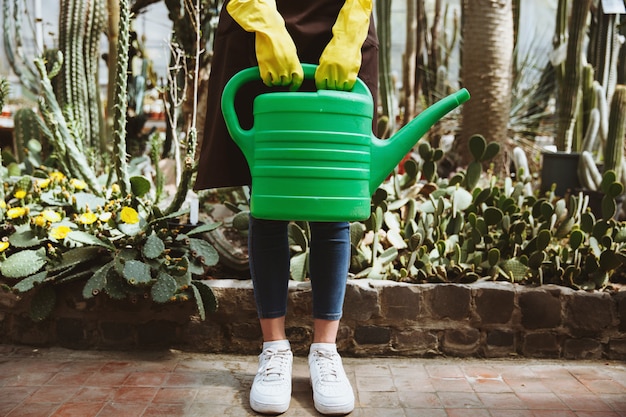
[569,229,584,250]
[73,192,106,211]
[484,207,504,226]
[528,251,546,270]
[29,284,56,321]
[469,134,486,161]
[601,195,617,220]
[501,259,528,282]
[104,274,128,300]
[288,223,309,251]
[465,161,482,190]
[13,271,47,293]
[0,249,46,278]
[482,142,501,161]
[290,251,308,282]
[66,231,114,249]
[48,246,104,273]
[122,260,152,285]
[191,280,218,317]
[536,229,551,252]
[143,232,165,259]
[8,227,42,248]
[151,272,178,303]
[130,175,151,197]
[451,188,473,211]
[487,248,500,267]
[117,219,145,236]
[189,238,219,267]
[600,170,617,193]
[82,262,112,299]
[599,250,623,272]
[185,222,222,236]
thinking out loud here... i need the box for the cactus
[0,249,47,278]
[57,0,106,150]
[375,0,395,136]
[151,272,178,303]
[12,107,43,164]
[463,134,500,190]
[34,58,102,195]
[142,233,165,259]
[3,0,39,96]
[604,85,626,178]
[555,0,592,152]
[111,0,131,196]
[29,285,56,321]
[0,77,9,112]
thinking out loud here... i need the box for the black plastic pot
[541,151,581,196]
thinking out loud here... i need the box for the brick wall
[1,279,624,360]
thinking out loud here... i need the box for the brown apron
[194,0,379,190]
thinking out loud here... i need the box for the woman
[195,0,378,414]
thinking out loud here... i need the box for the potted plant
[541,0,592,196]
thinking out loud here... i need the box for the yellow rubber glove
[227,0,303,90]
[315,0,373,91]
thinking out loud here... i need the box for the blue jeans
[248,217,350,320]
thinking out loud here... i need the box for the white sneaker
[249,343,293,414]
[308,344,355,415]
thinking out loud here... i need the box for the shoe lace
[312,350,342,382]
[259,348,291,382]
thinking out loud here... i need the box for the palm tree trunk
[455,0,514,174]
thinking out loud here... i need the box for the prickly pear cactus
[0,249,46,278]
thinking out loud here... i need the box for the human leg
[307,222,354,415]
[248,216,292,414]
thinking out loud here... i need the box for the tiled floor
[0,345,624,417]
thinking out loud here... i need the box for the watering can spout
[369,88,470,192]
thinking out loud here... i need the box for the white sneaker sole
[313,401,354,415]
[250,397,290,415]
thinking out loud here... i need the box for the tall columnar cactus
[112,0,131,196]
[57,0,106,151]
[376,0,395,137]
[13,107,43,163]
[0,77,9,112]
[3,0,39,96]
[35,57,102,195]
[604,85,626,178]
[556,0,592,153]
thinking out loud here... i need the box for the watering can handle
[221,64,373,148]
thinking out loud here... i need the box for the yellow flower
[33,215,46,227]
[111,184,121,194]
[120,207,139,224]
[14,190,27,199]
[7,207,27,219]
[0,241,9,252]
[42,209,62,223]
[50,171,65,182]
[70,179,87,190]
[37,178,51,189]
[50,225,71,240]
[99,212,112,222]
[79,212,98,225]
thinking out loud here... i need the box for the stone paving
[0,344,624,417]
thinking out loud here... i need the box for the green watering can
[222,64,470,221]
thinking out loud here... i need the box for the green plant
[555,0,592,153]
[345,134,626,290]
[0,0,219,321]
[0,170,220,321]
